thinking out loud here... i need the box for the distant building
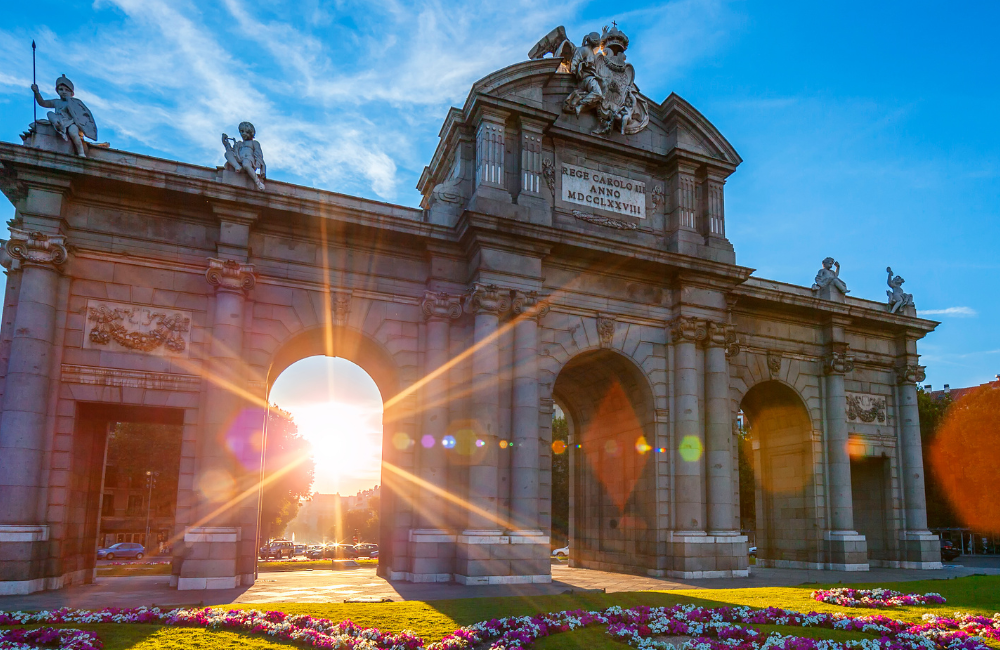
[285,486,380,543]
[925,378,1000,402]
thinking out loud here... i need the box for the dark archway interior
[68,404,185,581]
[553,349,657,574]
[739,381,817,566]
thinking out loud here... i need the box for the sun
[269,356,385,495]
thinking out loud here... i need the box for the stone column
[462,284,510,531]
[417,291,462,528]
[704,322,736,534]
[510,291,548,530]
[179,258,255,590]
[0,229,67,528]
[454,284,512,585]
[670,317,706,533]
[823,340,868,569]
[896,362,941,567]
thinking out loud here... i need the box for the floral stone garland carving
[846,393,887,424]
[87,304,190,354]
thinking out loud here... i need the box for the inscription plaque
[561,163,645,219]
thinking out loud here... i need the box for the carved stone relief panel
[845,392,888,424]
[84,299,193,357]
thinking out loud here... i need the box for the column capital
[668,316,707,343]
[422,290,463,321]
[512,291,549,321]
[823,342,855,375]
[464,283,511,316]
[206,258,256,294]
[895,364,926,385]
[705,321,740,356]
[3,228,68,270]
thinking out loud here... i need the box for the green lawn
[96,558,379,576]
[5,575,999,650]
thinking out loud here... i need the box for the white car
[551,545,569,558]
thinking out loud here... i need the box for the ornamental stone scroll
[896,364,926,385]
[332,290,352,327]
[668,316,707,344]
[597,314,616,348]
[205,258,256,294]
[512,291,550,321]
[421,291,463,321]
[3,228,68,270]
[823,342,855,375]
[705,321,741,357]
[463,283,512,316]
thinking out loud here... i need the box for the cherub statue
[223,121,266,191]
[812,257,849,295]
[886,267,914,314]
[31,74,97,157]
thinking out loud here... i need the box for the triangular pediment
[656,93,742,166]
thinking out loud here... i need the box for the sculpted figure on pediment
[529,23,649,137]
[31,75,97,157]
[223,121,266,191]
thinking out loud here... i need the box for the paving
[1,559,998,611]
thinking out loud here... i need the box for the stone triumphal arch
[0,25,940,594]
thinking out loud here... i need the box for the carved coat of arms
[529,23,650,136]
[85,300,191,356]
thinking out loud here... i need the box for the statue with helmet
[30,74,97,157]
[529,23,650,136]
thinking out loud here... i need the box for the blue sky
[0,0,997,390]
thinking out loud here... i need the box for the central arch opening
[267,355,384,556]
[552,349,657,575]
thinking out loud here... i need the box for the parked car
[355,543,378,557]
[97,542,145,560]
[326,543,360,559]
[306,545,328,559]
[748,546,757,558]
[551,545,569,558]
[940,540,961,562]
[293,544,306,556]
[259,540,295,559]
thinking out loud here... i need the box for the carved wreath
[88,305,190,353]
[571,209,638,231]
[846,395,887,424]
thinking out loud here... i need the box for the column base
[0,525,49,595]
[453,529,552,581]
[665,531,750,578]
[407,528,457,581]
[899,531,943,569]
[177,527,241,591]
[824,530,869,570]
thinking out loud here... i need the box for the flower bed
[812,588,947,609]
[1,603,996,650]
[0,627,100,650]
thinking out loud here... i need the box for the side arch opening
[552,349,657,575]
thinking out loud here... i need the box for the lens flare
[552,440,567,455]
[679,435,703,462]
[499,440,508,449]
[635,436,651,454]
[421,434,435,448]
[442,435,456,449]
[392,432,412,450]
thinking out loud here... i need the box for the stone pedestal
[0,525,49,595]
[454,530,550,585]
[176,527,242,590]
[666,532,749,578]
[899,531,942,569]
[405,529,455,582]
[824,530,869,571]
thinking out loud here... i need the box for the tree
[551,415,569,546]
[918,388,959,528]
[928,385,1000,533]
[105,422,183,517]
[260,406,314,541]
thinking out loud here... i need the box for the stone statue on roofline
[223,121,266,191]
[886,266,915,314]
[812,257,849,301]
[31,74,97,157]
[528,23,649,137]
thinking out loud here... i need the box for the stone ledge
[184,527,241,543]
[454,574,551,585]
[0,578,45,595]
[408,529,456,543]
[177,575,242,590]
[668,569,749,579]
[0,525,49,542]
[457,531,509,545]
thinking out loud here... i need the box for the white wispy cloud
[0,0,736,201]
[919,307,978,317]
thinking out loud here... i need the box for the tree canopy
[260,406,315,541]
